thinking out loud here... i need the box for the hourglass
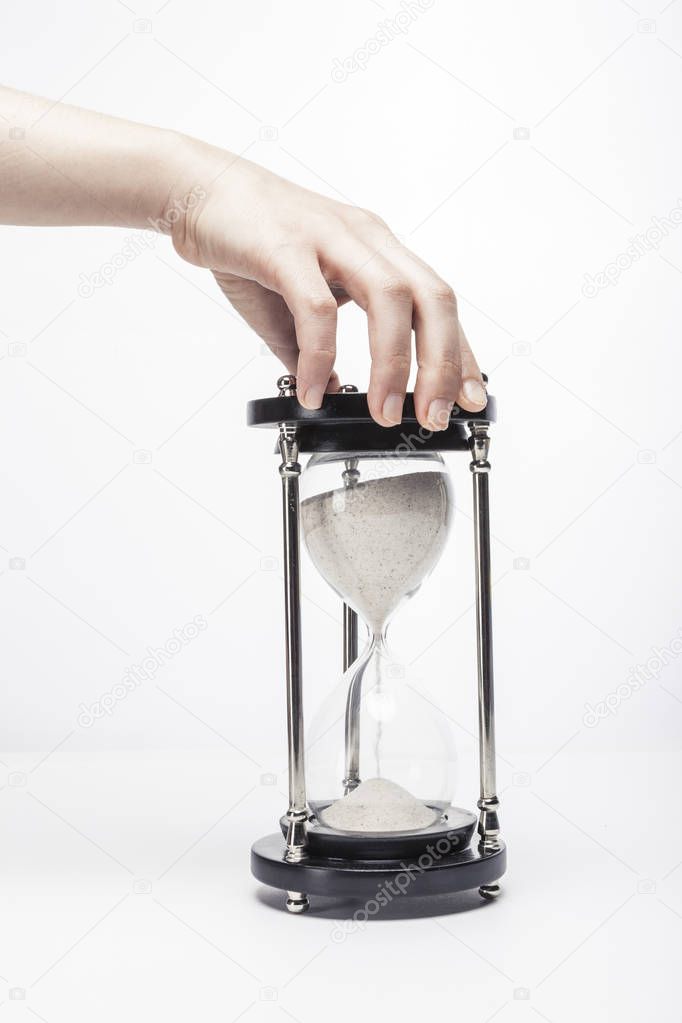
[247,377,504,913]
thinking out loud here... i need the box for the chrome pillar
[277,376,309,874]
[469,421,501,859]
[343,603,358,672]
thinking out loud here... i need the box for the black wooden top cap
[246,390,496,453]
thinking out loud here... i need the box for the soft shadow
[255,885,496,920]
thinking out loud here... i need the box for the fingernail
[462,378,487,408]
[300,385,324,410]
[382,393,404,426]
[427,398,454,431]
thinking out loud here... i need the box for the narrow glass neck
[365,625,392,658]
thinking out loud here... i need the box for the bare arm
[0,85,487,429]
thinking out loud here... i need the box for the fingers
[456,323,487,412]
[374,242,487,424]
[384,241,490,421]
[326,235,477,430]
[215,269,342,394]
[214,271,299,372]
[248,218,484,429]
[366,275,412,427]
[320,242,413,427]
[267,252,338,409]
[326,368,342,393]
[411,280,462,431]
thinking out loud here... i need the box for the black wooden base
[251,833,506,903]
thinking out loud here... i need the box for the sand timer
[247,377,504,913]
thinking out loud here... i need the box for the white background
[0,0,681,1019]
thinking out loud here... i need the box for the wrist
[128,128,198,232]
[157,133,247,266]
[146,132,221,259]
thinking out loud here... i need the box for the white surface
[1,750,681,1022]
[0,0,681,1019]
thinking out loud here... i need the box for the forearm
[0,85,185,229]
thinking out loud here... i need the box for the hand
[0,87,486,430]
[167,138,487,430]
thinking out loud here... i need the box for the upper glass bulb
[301,450,453,631]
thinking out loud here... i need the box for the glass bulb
[300,449,457,834]
[307,633,458,830]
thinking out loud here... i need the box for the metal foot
[478,883,501,901]
[286,891,310,914]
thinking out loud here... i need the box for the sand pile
[321,777,439,832]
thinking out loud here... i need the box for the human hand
[167,138,487,431]
[0,88,485,430]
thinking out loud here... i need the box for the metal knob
[277,375,297,397]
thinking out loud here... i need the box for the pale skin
[0,86,487,430]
